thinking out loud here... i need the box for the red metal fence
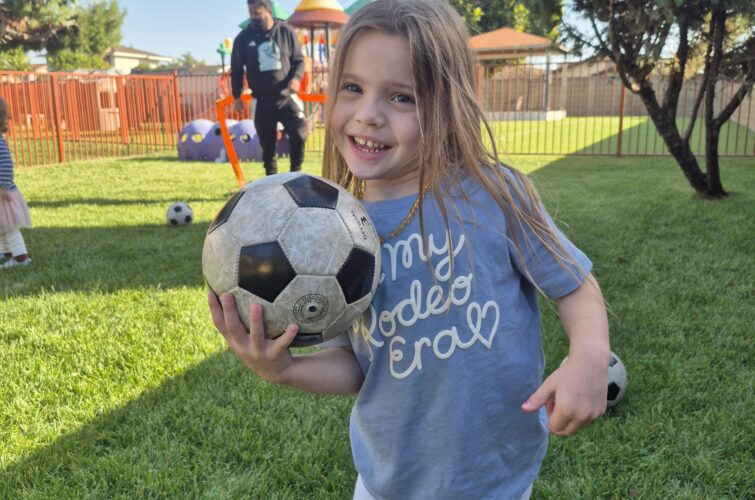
[1,63,753,168]
[477,61,755,157]
[1,71,182,167]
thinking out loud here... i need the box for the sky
[79,0,351,65]
[32,0,591,65]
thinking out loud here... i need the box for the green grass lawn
[1,153,753,498]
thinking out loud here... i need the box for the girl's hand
[208,291,299,384]
[0,189,11,201]
[521,351,608,436]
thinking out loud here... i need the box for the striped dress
[0,134,31,232]
[0,134,16,191]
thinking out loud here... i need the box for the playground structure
[177,55,325,174]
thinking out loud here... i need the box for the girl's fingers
[212,295,290,362]
[208,291,231,337]
[219,293,248,342]
[549,416,582,437]
[521,376,555,413]
[547,412,567,434]
[270,322,299,355]
[546,399,555,417]
[246,302,268,351]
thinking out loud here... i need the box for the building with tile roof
[469,27,567,60]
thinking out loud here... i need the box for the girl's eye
[393,94,415,104]
[341,83,361,93]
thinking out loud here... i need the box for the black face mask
[250,18,266,31]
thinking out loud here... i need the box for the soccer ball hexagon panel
[278,208,352,276]
[227,185,299,246]
[202,173,381,347]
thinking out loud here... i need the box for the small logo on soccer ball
[350,209,372,241]
[293,294,329,323]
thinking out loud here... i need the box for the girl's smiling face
[331,30,422,201]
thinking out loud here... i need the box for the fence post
[171,71,182,127]
[115,76,130,145]
[475,64,482,103]
[616,84,626,157]
[49,74,66,164]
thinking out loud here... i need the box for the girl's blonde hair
[322,0,578,283]
[0,98,9,134]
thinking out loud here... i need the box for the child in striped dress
[0,98,32,269]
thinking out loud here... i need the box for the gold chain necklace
[357,185,423,244]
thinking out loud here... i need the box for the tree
[0,46,31,70]
[175,53,206,68]
[0,0,75,51]
[162,52,206,69]
[449,0,562,37]
[46,0,125,70]
[563,0,755,198]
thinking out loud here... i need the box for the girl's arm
[209,292,364,395]
[522,274,610,436]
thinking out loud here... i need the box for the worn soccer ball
[167,202,194,226]
[605,352,628,406]
[202,173,381,347]
[561,350,627,408]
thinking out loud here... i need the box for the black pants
[254,97,307,175]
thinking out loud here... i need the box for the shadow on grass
[29,197,232,209]
[0,351,355,498]
[115,154,184,163]
[1,223,209,298]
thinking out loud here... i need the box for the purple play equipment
[201,119,238,161]
[230,120,263,162]
[177,119,214,160]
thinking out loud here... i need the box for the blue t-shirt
[347,169,592,499]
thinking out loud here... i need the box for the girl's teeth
[354,137,385,150]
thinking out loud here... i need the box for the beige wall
[106,54,173,73]
[111,57,141,74]
[479,69,755,128]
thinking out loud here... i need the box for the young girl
[209,0,610,498]
[0,98,32,269]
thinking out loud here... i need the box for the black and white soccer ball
[561,350,627,408]
[202,173,381,347]
[167,202,194,226]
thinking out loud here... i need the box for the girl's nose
[354,99,385,127]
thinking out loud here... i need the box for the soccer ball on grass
[202,173,381,347]
[167,202,194,226]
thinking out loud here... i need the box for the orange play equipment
[216,92,327,187]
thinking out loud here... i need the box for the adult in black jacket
[231,0,307,175]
